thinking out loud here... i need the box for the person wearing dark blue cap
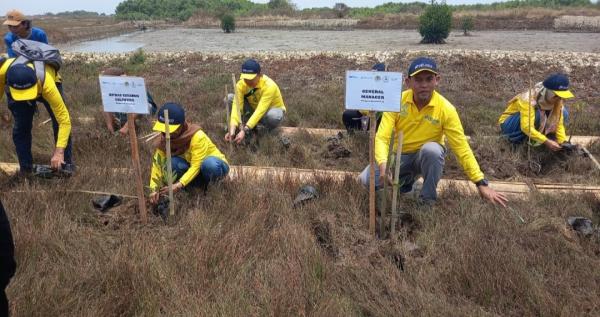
[149,103,229,205]
[0,57,73,174]
[498,73,574,152]
[342,62,385,132]
[360,57,508,207]
[225,59,286,144]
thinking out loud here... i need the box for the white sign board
[345,70,403,112]
[99,76,149,114]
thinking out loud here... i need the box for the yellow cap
[552,89,574,99]
[3,10,25,26]
[9,85,38,101]
[152,120,180,133]
[240,73,258,80]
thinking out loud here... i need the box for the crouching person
[149,103,229,205]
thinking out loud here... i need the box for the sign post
[99,75,150,223]
[345,70,403,236]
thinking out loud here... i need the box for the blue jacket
[4,27,48,57]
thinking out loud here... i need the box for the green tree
[220,14,236,33]
[461,16,474,36]
[418,1,453,44]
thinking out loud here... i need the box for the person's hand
[544,139,562,152]
[149,191,160,205]
[234,129,246,144]
[118,124,129,136]
[378,163,391,187]
[50,148,65,170]
[224,132,234,142]
[478,185,508,208]
[159,182,184,195]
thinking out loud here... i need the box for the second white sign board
[99,76,149,114]
[345,70,403,112]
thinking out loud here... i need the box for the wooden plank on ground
[279,127,345,137]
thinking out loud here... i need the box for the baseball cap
[153,102,185,133]
[6,63,38,101]
[240,59,261,80]
[3,10,26,26]
[372,63,386,72]
[542,73,574,99]
[408,57,438,77]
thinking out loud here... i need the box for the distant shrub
[334,3,350,18]
[220,14,236,33]
[128,48,146,65]
[462,16,474,35]
[419,2,453,44]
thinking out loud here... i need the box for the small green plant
[418,1,453,44]
[149,154,178,194]
[461,16,474,36]
[128,48,146,65]
[220,14,236,33]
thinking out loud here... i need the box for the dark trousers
[7,82,73,172]
[0,199,16,316]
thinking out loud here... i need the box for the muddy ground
[60,28,600,54]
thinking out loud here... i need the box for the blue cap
[240,59,261,80]
[153,102,185,133]
[372,63,386,72]
[542,73,574,99]
[6,63,39,101]
[408,57,438,77]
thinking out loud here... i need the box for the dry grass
[0,51,599,315]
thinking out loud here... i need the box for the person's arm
[149,150,165,191]
[177,132,209,187]
[4,34,15,58]
[38,29,49,44]
[229,80,244,129]
[517,99,547,144]
[42,72,71,149]
[102,112,116,132]
[556,108,567,144]
[443,107,484,183]
[245,85,275,129]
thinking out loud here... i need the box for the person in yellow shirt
[0,57,73,174]
[359,57,508,207]
[224,59,286,144]
[149,103,229,205]
[498,73,574,152]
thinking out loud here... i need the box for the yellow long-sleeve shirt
[230,74,286,129]
[0,58,71,148]
[376,89,484,183]
[497,86,567,144]
[149,130,228,190]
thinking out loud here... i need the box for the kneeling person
[225,59,286,144]
[149,103,229,204]
[359,57,507,207]
[498,73,574,152]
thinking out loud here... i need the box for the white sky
[1,0,513,16]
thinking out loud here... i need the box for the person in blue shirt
[3,10,48,57]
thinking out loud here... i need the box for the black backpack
[10,39,62,86]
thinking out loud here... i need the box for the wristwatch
[475,179,489,187]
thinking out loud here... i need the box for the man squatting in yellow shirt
[0,57,73,174]
[359,57,508,207]
[149,103,229,205]
[224,59,286,144]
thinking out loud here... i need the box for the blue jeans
[359,142,446,202]
[7,83,74,172]
[171,156,229,189]
[500,108,569,144]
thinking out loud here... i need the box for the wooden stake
[390,131,404,236]
[127,113,147,223]
[368,111,377,236]
[225,85,233,154]
[231,74,243,131]
[582,146,600,172]
[164,110,175,217]
[381,129,395,238]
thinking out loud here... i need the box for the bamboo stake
[380,129,395,238]
[582,146,600,172]
[127,113,147,223]
[368,111,377,236]
[164,110,175,217]
[225,85,233,154]
[390,131,404,236]
[231,74,243,133]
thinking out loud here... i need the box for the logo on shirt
[399,103,409,117]
[424,115,440,125]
